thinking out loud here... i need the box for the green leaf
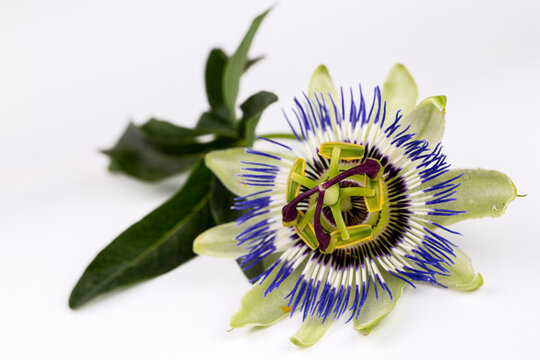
[436,248,484,291]
[205,148,286,197]
[205,49,265,118]
[353,275,406,335]
[193,221,247,258]
[69,160,215,308]
[239,91,278,146]
[223,8,271,121]
[382,64,418,121]
[205,48,229,113]
[196,111,237,137]
[401,95,446,144]
[244,55,265,73]
[140,118,209,138]
[105,147,199,182]
[105,122,236,181]
[290,317,334,348]
[419,169,517,227]
[230,265,301,328]
[210,175,242,224]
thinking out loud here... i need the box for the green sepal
[223,8,271,121]
[419,169,517,227]
[382,64,418,121]
[402,95,446,144]
[436,248,484,291]
[205,148,285,197]
[193,222,246,258]
[308,65,339,103]
[308,65,339,128]
[290,317,334,348]
[353,275,406,335]
[230,265,301,328]
[69,160,214,308]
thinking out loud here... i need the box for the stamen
[286,158,307,202]
[318,141,365,161]
[332,224,373,249]
[364,177,385,212]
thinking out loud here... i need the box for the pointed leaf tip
[308,64,339,102]
[418,169,517,227]
[193,222,247,258]
[290,317,334,348]
[69,160,214,308]
[437,248,484,291]
[230,266,301,328]
[402,95,447,144]
[222,8,271,120]
[382,64,418,120]
[353,275,406,335]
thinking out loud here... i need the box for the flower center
[281,142,385,253]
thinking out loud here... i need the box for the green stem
[258,133,298,140]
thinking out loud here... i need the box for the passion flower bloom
[194,64,517,347]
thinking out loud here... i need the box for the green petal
[205,148,285,197]
[382,64,418,121]
[353,275,406,335]
[437,248,483,291]
[290,317,334,348]
[402,96,446,144]
[308,65,339,129]
[230,266,301,328]
[193,222,246,258]
[420,169,517,227]
[308,65,339,103]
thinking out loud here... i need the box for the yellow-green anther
[290,172,319,189]
[369,158,384,181]
[282,213,299,227]
[330,203,349,240]
[329,146,341,179]
[286,158,306,202]
[339,187,375,198]
[364,178,384,212]
[294,223,319,250]
[332,225,372,248]
[319,236,336,255]
[318,141,365,161]
[323,185,340,206]
[297,203,317,230]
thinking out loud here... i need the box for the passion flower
[194,64,517,347]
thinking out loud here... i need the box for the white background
[1,0,539,358]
